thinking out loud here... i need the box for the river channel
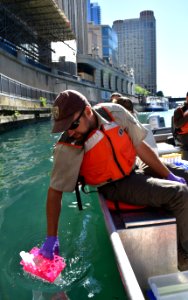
[0,121,126,300]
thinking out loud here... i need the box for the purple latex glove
[167,172,186,184]
[39,236,59,260]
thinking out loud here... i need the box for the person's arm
[135,141,170,178]
[39,137,83,259]
[135,141,186,184]
[46,187,63,236]
[39,187,62,259]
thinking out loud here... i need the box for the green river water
[0,121,127,300]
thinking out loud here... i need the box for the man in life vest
[174,92,188,159]
[40,90,188,271]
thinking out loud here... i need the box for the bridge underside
[0,0,75,63]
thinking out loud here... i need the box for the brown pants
[98,163,188,253]
[176,134,188,159]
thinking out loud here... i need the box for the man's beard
[74,122,97,143]
[74,128,93,142]
[74,115,98,142]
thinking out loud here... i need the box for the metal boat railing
[98,194,145,300]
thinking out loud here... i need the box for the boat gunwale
[98,193,145,300]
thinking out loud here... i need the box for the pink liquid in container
[20,247,66,283]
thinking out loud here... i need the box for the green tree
[156,91,164,97]
[134,85,150,96]
[39,97,47,107]
[134,85,150,103]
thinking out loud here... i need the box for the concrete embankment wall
[0,94,52,134]
[0,49,102,133]
[0,48,105,104]
[0,47,134,133]
[0,83,101,134]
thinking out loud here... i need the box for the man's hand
[39,236,59,260]
[167,172,186,184]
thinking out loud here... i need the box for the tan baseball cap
[52,90,90,133]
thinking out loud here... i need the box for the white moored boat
[136,96,169,112]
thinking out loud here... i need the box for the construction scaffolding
[0,0,75,64]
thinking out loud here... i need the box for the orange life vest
[79,121,136,186]
[179,109,188,134]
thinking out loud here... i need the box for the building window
[115,76,118,90]
[100,70,104,88]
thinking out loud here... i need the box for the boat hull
[98,193,178,299]
[135,104,169,112]
[135,96,169,112]
[144,107,169,112]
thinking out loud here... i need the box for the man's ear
[85,105,92,116]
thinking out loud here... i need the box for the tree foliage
[134,85,150,96]
[156,91,164,97]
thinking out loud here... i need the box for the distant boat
[135,96,169,112]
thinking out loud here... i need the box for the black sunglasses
[68,108,85,130]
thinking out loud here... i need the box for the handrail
[0,73,56,103]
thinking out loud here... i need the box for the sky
[96,0,188,98]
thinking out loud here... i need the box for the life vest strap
[75,177,97,211]
[75,181,83,211]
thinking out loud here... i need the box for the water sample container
[20,247,66,283]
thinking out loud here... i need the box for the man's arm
[135,141,186,184]
[46,187,63,236]
[135,141,170,178]
[39,187,62,259]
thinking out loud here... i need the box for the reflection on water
[0,122,126,300]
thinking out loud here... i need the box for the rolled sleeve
[109,104,148,147]
[50,143,84,192]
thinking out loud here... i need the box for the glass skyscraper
[102,25,118,67]
[89,2,101,25]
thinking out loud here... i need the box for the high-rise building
[88,22,103,58]
[102,25,118,67]
[87,0,91,22]
[89,2,101,25]
[113,11,156,94]
[62,0,88,55]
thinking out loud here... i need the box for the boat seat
[110,207,177,291]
